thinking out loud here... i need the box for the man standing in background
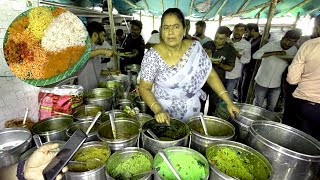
[195,21,212,45]
[121,20,145,70]
[253,30,300,112]
[226,23,251,100]
[201,26,236,115]
[78,21,113,90]
[238,23,262,103]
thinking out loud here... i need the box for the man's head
[233,23,246,40]
[214,26,232,48]
[130,20,143,39]
[151,30,159,35]
[116,29,125,42]
[87,21,105,46]
[195,21,206,37]
[312,14,320,38]
[281,30,301,50]
[245,23,259,38]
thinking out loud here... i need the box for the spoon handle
[158,149,182,180]
[86,111,101,135]
[146,129,159,140]
[199,113,208,135]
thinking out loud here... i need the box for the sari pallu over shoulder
[154,41,212,121]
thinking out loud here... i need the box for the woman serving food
[139,8,239,124]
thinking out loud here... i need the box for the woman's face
[161,14,185,47]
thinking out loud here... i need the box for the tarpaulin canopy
[111,0,320,19]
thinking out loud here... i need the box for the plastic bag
[38,85,83,121]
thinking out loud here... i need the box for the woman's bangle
[150,102,159,109]
[218,91,227,97]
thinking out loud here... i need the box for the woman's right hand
[155,111,171,125]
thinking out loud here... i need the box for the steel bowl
[141,119,190,156]
[66,121,101,142]
[65,141,111,180]
[106,147,153,180]
[206,140,272,180]
[137,113,154,126]
[85,88,115,111]
[114,99,134,110]
[72,105,104,121]
[97,118,140,152]
[20,141,65,160]
[247,121,320,180]
[32,116,74,142]
[227,103,281,142]
[187,116,235,155]
[102,110,130,122]
[134,97,152,115]
[153,147,210,180]
[0,128,32,168]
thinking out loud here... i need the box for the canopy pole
[213,0,228,19]
[143,0,151,14]
[175,0,178,7]
[107,0,118,70]
[139,10,142,21]
[256,13,260,24]
[160,0,164,13]
[202,0,222,20]
[231,1,271,17]
[152,15,155,30]
[189,0,195,19]
[237,0,253,13]
[246,0,279,104]
[218,15,222,26]
[277,0,311,17]
[293,12,300,29]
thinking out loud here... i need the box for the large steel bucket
[65,141,111,180]
[206,140,272,180]
[247,121,320,180]
[85,88,115,111]
[106,147,153,180]
[66,121,101,142]
[102,110,130,122]
[187,116,235,155]
[97,118,140,152]
[153,147,210,180]
[227,103,281,142]
[141,119,190,156]
[32,116,73,142]
[0,128,32,168]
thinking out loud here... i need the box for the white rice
[41,11,88,52]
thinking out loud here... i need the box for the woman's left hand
[226,103,240,119]
[24,143,68,180]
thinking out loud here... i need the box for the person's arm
[139,80,170,125]
[238,44,251,64]
[206,69,240,118]
[252,42,285,59]
[89,49,113,58]
[287,45,306,85]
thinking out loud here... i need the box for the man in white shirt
[226,23,251,100]
[195,21,212,46]
[146,30,160,49]
[252,30,300,111]
[78,21,113,90]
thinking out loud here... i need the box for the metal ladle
[130,167,160,179]
[109,110,117,139]
[199,113,208,136]
[158,149,182,180]
[146,129,159,140]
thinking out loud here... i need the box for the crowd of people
[76,9,320,142]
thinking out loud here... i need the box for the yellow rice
[27,7,53,39]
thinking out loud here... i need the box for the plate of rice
[3,6,91,86]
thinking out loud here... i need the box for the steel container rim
[249,121,320,161]
[206,140,273,179]
[32,116,73,135]
[106,147,153,180]
[66,121,101,137]
[72,105,104,120]
[142,119,190,144]
[153,146,210,179]
[0,128,32,157]
[234,103,282,124]
[97,119,140,144]
[188,116,235,141]
[66,141,111,175]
